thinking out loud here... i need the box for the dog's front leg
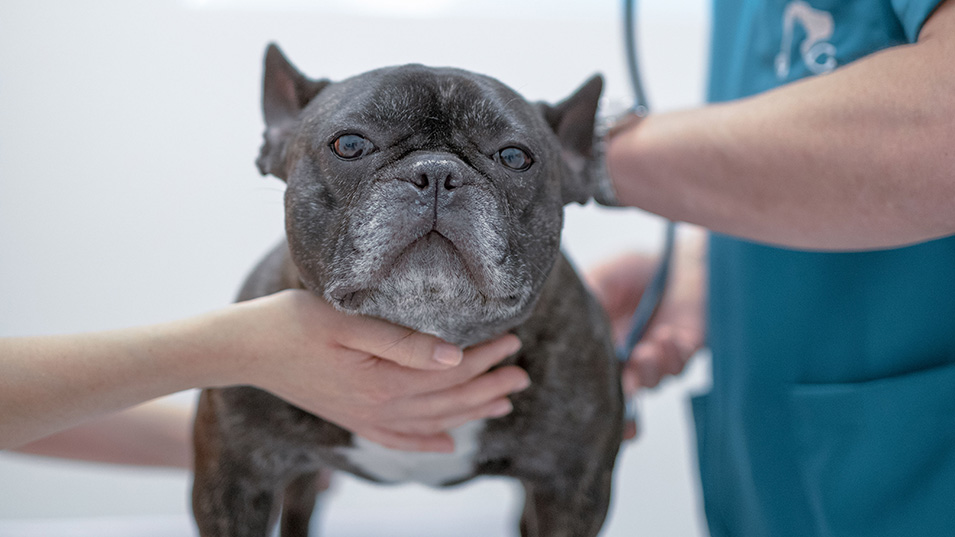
[519,470,614,537]
[192,390,285,537]
[192,456,281,537]
[279,469,332,537]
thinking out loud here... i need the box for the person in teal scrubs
[593,0,955,534]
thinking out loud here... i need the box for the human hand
[209,290,528,453]
[584,228,707,395]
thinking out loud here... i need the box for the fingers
[354,336,527,448]
[428,335,524,389]
[630,343,666,389]
[623,325,701,390]
[623,418,638,441]
[384,396,517,438]
[621,362,642,398]
[336,315,463,371]
[383,364,529,423]
[373,335,523,397]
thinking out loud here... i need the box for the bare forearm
[14,399,193,468]
[0,316,226,449]
[1,290,525,455]
[608,0,955,250]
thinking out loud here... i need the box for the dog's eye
[499,147,533,171]
[331,134,373,160]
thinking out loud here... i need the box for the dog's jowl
[191,43,623,537]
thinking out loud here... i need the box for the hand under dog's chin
[324,233,529,346]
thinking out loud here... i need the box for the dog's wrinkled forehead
[308,65,542,147]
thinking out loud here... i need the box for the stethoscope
[616,0,678,422]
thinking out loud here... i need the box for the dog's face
[256,44,602,344]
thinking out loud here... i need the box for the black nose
[403,156,464,191]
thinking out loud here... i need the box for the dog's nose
[402,156,464,191]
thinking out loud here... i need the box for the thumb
[337,315,463,371]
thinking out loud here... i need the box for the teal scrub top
[696,0,955,535]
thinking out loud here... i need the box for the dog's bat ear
[256,43,330,180]
[540,74,604,205]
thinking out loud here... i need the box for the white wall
[0,0,712,535]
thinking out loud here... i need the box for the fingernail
[490,400,514,417]
[512,374,531,393]
[503,335,523,354]
[433,343,463,366]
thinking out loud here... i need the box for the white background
[0,0,712,535]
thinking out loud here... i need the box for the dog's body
[192,44,623,537]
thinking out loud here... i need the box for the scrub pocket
[788,361,955,536]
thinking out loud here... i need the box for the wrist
[189,292,316,391]
[593,111,644,206]
[158,307,253,391]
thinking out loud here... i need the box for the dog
[191,43,624,537]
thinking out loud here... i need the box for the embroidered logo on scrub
[775,1,837,79]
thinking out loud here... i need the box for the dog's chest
[335,420,485,486]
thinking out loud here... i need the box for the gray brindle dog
[192,43,624,537]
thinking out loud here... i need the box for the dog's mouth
[316,182,533,343]
[323,222,530,345]
[327,229,477,310]
[408,229,468,267]
[414,228,454,249]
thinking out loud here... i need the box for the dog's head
[256,44,602,345]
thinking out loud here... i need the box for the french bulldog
[192,43,623,537]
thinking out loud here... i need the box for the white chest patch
[336,420,486,486]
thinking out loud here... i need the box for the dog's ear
[256,43,330,180]
[540,75,604,205]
